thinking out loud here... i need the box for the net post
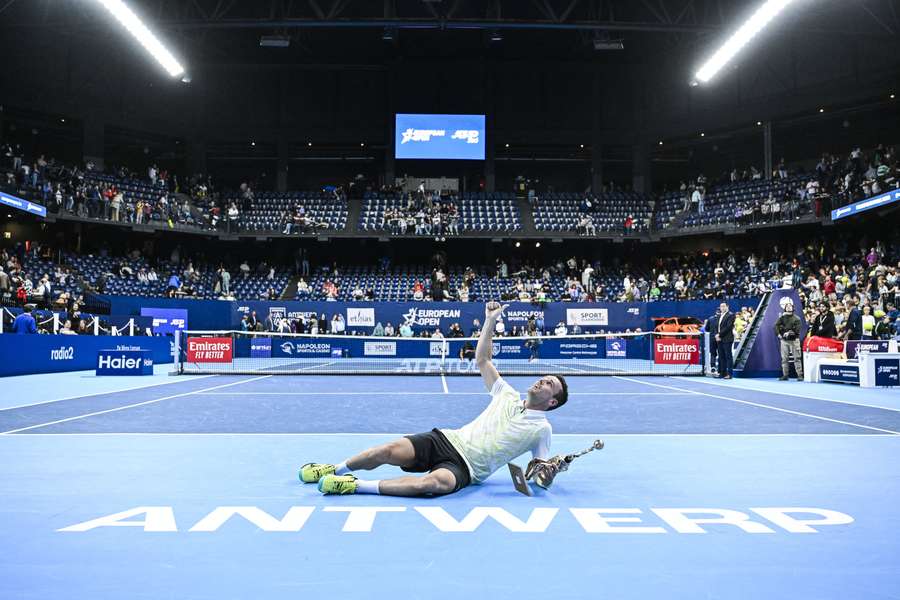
[173,329,182,374]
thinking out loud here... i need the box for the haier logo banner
[605,337,626,358]
[96,349,153,376]
[566,308,608,327]
[395,114,486,160]
[141,308,188,335]
[346,307,375,327]
[250,337,272,358]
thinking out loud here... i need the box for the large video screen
[395,114,485,160]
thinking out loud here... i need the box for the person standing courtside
[704,307,720,375]
[715,302,735,379]
[774,299,804,381]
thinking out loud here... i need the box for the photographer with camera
[775,298,804,381]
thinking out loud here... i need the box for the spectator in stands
[59,319,76,335]
[384,322,395,337]
[13,305,38,334]
[220,267,231,296]
[165,273,181,298]
[227,202,239,233]
[248,311,259,330]
[297,278,310,298]
[331,314,346,335]
[373,322,385,336]
[843,298,862,340]
[554,321,567,336]
[470,319,481,337]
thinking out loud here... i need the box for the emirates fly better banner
[186,337,233,363]
[653,337,700,364]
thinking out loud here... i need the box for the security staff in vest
[715,302,735,379]
[775,298,803,381]
[704,308,720,375]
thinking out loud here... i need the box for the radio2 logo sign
[566,308,608,327]
[347,307,376,327]
[653,338,700,364]
[186,337,233,363]
[50,346,75,361]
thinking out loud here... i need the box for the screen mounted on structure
[395,114,485,160]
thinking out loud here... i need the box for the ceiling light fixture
[694,0,796,84]
[95,0,185,77]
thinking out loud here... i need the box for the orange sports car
[652,317,702,333]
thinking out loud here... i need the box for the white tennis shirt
[441,378,552,484]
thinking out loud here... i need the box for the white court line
[0,374,217,412]
[296,361,338,372]
[191,391,695,396]
[4,432,897,437]
[440,373,449,394]
[614,376,900,435]
[0,376,272,435]
[675,376,900,414]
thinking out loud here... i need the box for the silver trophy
[509,439,604,494]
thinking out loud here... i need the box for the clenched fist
[485,301,508,321]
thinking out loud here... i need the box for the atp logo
[610,341,622,351]
[451,130,480,144]
[280,342,295,355]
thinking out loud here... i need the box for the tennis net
[175,330,705,376]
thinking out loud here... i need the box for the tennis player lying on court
[299,301,568,496]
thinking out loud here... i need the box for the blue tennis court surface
[2,371,899,599]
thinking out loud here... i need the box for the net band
[176,330,705,376]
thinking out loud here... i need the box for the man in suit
[715,302,735,379]
[704,308,720,375]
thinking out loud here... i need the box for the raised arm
[475,301,507,391]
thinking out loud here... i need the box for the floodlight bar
[694,0,795,84]
[95,0,185,77]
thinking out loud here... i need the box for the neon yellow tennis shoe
[317,474,358,495]
[299,463,336,483]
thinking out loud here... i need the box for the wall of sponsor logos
[0,334,173,377]
[105,297,753,335]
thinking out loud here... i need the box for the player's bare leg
[298,438,414,483]
[376,469,456,496]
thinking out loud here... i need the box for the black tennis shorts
[402,428,472,493]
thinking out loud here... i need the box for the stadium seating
[532,192,652,234]
[655,176,808,230]
[225,191,348,233]
[358,191,522,234]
